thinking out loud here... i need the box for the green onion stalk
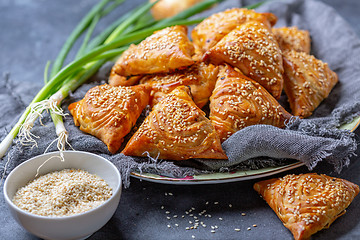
[0,0,225,159]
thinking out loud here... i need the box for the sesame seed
[12,169,112,217]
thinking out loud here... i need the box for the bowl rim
[3,150,122,220]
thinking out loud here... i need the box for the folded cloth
[1,0,360,187]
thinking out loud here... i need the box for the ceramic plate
[130,116,360,185]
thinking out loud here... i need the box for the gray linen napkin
[1,0,360,187]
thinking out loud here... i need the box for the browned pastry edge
[209,64,292,142]
[113,25,195,76]
[122,85,228,160]
[68,84,151,154]
[272,26,311,54]
[254,173,359,240]
[282,50,338,118]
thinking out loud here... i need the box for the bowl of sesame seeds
[3,151,122,240]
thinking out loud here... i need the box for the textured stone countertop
[0,0,360,239]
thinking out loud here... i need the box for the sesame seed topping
[12,169,112,217]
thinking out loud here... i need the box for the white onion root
[17,93,66,148]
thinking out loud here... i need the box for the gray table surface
[1,0,360,239]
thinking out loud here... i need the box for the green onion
[75,14,101,59]
[85,11,133,52]
[43,61,51,84]
[100,0,125,17]
[246,0,267,9]
[106,1,159,44]
[49,0,114,78]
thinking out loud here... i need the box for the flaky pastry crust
[112,25,195,76]
[68,84,150,154]
[108,69,142,87]
[204,21,284,99]
[282,50,338,118]
[254,173,359,240]
[122,86,227,160]
[192,8,277,53]
[210,65,292,142]
[140,62,219,108]
[272,26,311,54]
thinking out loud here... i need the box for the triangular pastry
[254,173,359,240]
[112,25,195,76]
[272,26,311,54]
[209,65,292,142]
[68,84,150,154]
[192,8,277,53]
[282,50,338,118]
[203,21,284,99]
[122,86,227,160]
[139,62,219,108]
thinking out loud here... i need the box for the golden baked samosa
[140,62,219,108]
[68,84,150,154]
[192,8,277,53]
[203,21,284,99]
[272,26,311,54]
[254,173,359,240]
[112,25,195,76]
[210,65,292,142]
[122,86,227,160]
[282,50,338,118]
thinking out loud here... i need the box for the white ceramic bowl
[3,151,122,240]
